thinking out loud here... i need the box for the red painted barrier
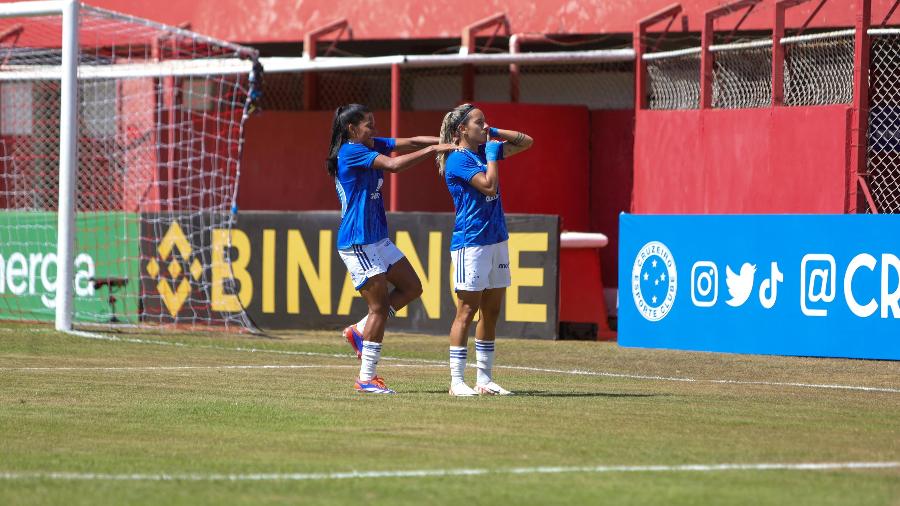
[633,106,852,214]
[558,236,616,340]
[559,249,608,325]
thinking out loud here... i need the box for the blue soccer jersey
[335,137,395,249]
[444,143,509,251]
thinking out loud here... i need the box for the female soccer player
[436,104,533,396]
[328,103,455,394]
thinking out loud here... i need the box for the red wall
[590,109,634,290]
[388,111,452,213]
[479,103,591,231]
[240,111,336,212]
[632,106,852,214]
[239,104,593,231]
[73,0,893,43]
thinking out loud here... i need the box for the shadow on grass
[514,391,673,398]
[415,390,672,398]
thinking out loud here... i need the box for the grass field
[0,321,898,505]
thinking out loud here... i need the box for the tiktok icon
[758,262,784,309]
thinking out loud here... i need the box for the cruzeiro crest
[631,241,677,322]
[145,221,203,316]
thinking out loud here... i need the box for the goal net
[0,1,261,331]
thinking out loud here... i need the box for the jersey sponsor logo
[370,177,384,200]
[498,263,509,269]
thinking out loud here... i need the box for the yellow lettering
[337,271,363,315]
[262,229,275,313]
[394,231,442,319]
[286,230,332,315]
[211,229,253,311]
[506,233,547,322]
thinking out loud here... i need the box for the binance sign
[144,222,205,316]
[141,212,559,339]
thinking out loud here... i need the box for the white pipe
[0,50,638,80]
[644,27,861,62]
[560,232,609,249]
[868,28,900,36]
[404,49,635,67]
[709,38,773,53]
[55,0,78,331]
[259,49,635,74]
[262,55,404,72]
[0,59,254,80]
[781,28,855,45]
[642,47,702,61]
[0,0,63,18]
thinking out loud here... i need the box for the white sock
[449,346,467,386]
[475,339,495,385]
[356,306,396,333]
[359,341,382,381]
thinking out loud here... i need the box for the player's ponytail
[326,103,370,177]
[436,103,474,176]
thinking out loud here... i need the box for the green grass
[0,321,898,505]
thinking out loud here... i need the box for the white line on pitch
[0,365,362,372]
[0,461,896,482]
[64,331,900,394]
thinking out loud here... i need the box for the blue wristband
[485,141,504,162]
[489,127,500,138]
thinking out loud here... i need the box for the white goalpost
[0,0,261,332]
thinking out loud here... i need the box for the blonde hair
[436,103,475,176]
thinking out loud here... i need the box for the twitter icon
[725,263,756,307]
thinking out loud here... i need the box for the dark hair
[326,104,371,177]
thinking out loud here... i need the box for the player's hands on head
[485,141,504,162]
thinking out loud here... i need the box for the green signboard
[0,211,140,323]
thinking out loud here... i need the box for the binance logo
[145,222,203,316]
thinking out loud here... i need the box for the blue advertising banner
[618,214,900,360]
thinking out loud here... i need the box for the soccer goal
[0,0,262,332]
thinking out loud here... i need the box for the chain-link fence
[783,31,854,106]
[645,49,701,110]
[712,40,773,109]
[867,30,900,213]
[643,30,856,110]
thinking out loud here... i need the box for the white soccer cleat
[448,382,478,397]
[475,381,513,396]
